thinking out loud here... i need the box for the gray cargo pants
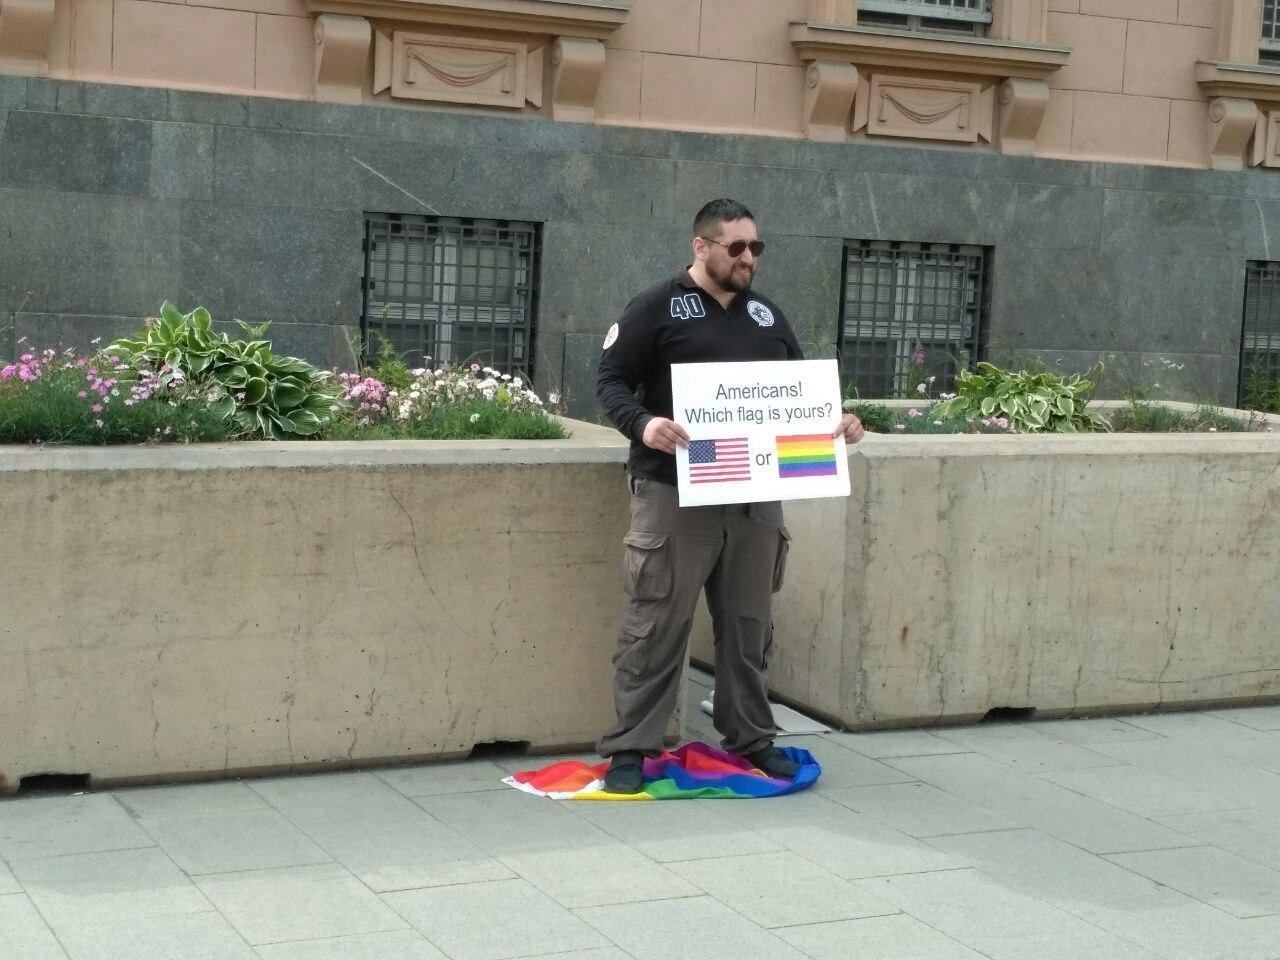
[596,475,790,758]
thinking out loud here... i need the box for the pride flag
[776,433,838,478]
[503,741,820,800]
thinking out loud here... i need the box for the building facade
[3,0,1280,412]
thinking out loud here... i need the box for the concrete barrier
[696,434,1280,728]
[7,422,1280,790]
[0,419,642,792]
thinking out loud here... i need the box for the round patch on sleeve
[603,323,620,350]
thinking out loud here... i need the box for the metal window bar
[859,0,991,35]
[361,214,538,378]
[1239,261,1280,406]
[1264,0,1280,54]
[837,241,989,399]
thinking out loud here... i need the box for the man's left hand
[833,413,865,445]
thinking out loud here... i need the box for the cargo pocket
[622,531,671,600]
[771,526,792,593]
[614,610,655,678]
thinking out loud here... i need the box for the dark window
[1240,261,1280,407]
[362,214,538,376]
[857,0,991,37]
[838,240,990,399]
[1264,0,1280,64]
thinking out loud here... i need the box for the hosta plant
[107,303,343,439]
[931,361,1110,433]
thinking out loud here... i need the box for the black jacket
[597,269,804,485]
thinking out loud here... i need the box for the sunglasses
[702,237,766,258]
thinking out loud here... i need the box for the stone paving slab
[576,896,810,960]
[665,850,898,928]
[193,863,407,946]
[1154,806,1280,872]
[824,780,1018,838]
[0,794,153,861]
[0,857,19,895]
[932,828,1280,960]
[567,794,783,863]
[13,847,211,929]
[253,930,448,960]
[775,913,987,960]
[1106,845,1280,919]
[1044,762,1251,819]
[384,877,611,960]
[135,809,333,876]
[0,893,70,960]
[859,868,1165,960]
[53,912,258,960]
[498,843,700,909]
[7,702,1280,959]
[888,751,1197,854]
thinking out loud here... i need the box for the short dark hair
[693,199,755,239]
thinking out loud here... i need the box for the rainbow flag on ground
[503,741,820,800]
[776,433,839,478]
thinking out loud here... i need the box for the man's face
[697,218,759,293]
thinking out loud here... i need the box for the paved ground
[6,683,1280,960]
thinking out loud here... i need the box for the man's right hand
[642,417,690,454]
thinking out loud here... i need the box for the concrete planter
[0,419,636,793]
[7,418,1280,791]
[723,433,1280,729]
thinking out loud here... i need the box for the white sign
[671,359,851,507]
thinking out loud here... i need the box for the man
[595,198,865,794]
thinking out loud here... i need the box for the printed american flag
[688,438,751,484]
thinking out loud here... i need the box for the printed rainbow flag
[503,741,820,800]
[776,433,838,478]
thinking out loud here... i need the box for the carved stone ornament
[862,74,992,144]
[314,13,372,104]
[390,33,527,108]
[0,0,56,76]
[803,60,858,142]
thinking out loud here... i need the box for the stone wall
[3,73,1280,417]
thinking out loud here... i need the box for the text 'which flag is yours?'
[672,359,851,507]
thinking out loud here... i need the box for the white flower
[548,392,560,404]
[469,413,480,423]
[927,376,936,384]
[1209,427,1217,432]
[916,383,927,395]
[894,423,906,431]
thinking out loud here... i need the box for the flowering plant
[107,303,343,439]
[388,363,544,422]
[932,361,1110,433]
[0,342,233,444]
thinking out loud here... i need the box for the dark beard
[710,260,754,293]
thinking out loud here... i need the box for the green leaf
[207,394,236,420]
[283,409,323,435]
[191,307,212,334]
[980,397,998,416]
[272,381,306,410]
[243,377,268,405]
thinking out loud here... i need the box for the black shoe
[603,750,645,794]
[746,744,800,780]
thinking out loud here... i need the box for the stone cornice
[301,0,629,39]
[790,21,1070,79]
[1195,60,1280,103]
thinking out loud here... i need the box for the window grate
[838,241,989,399]
[1239,261,1280,407]
[859,0,991,35]
[1263,0,1280,59]
[361,214,538,377]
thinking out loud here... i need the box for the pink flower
[77,390,87,399]
[91,403,104,413]
[907,409,922,418]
